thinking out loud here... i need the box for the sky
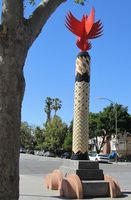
[21,0,131,127]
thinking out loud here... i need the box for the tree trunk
[0,0,66,199]
[0,36,28,199]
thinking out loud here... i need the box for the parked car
[34,150,40,156]
[89,153,109,163]
[37,150,45,156]
[27,149,34,155]
[44,151,55,157]
[95,154,109,163]
[88,153,97,161]
[20,148,26,153]
[61,152,71,159]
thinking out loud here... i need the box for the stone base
[60,160,103,180]
[71,152,89,160]
[60,159,110,198]
[82,180,110,197]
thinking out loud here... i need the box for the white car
[89,153,109,163]
[88,153,97,161]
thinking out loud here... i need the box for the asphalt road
[19,154,131,199]
[20,153,62,175]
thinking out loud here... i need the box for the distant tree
[89,112,99,139]
[89,104,131,153]
[89,112,105,153]
[116,104,131,133]
[98,104,131,134]
[127,115,131,132]
[52,98,62,116]
[20,122,34,150]
[63,121,73,152]
[43,116,67,151]
[44,97,53,123]
[34,126,45,150]
[68,120,73,133]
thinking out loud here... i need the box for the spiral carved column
[71,52,90,160]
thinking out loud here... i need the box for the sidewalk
[19,174,131,200]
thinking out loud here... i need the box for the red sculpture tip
[65,7,103,51]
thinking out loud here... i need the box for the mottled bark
[0,0,66,199]
[0,1,30,198]
[0,32,28,200]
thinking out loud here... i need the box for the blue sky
[22,0,131,126]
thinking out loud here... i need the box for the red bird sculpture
[65,7,103,51]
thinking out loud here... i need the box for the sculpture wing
[65,11,84,37]
[88,20,103,39]
[85,7,95,35]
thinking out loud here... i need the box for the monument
[65,7,103,159]
[44,7,122,199]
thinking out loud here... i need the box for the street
[19,154,131,200]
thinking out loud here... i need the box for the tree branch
[28,0,66,46]
[2,0,23,27]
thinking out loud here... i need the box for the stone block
[61,160,99,170]
[76,169,104,180]
[82,180,110,197]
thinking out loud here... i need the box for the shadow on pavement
[20,194,47,197]
[20,191,131,199]
[20,194,61,199]
[121,191,131,198]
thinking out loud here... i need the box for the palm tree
[44,97,53,123]
[52,98,62,116]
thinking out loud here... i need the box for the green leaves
[28,0,35,6]
[24,0,35,7]
[23,0,35,9]
[89,104,131,139]
[20,122,35,149]
[43,116,68,151]
[74,0,86,5]
[44,97,62,123]
[27,0,86,6]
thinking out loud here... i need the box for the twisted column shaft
[72,52,90,160]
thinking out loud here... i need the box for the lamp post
[96,97,118,154]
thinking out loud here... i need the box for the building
[90,132,131,158]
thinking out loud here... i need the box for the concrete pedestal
[60,160,110,198]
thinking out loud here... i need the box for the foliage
[20,122,35,149]
[89,112,105,153]
[44,97,53,123]
[74,0,87,5]
[89,104,131,153]
[116,105,131,132]
[98,104,131,134]
[28,0,35,5]
[63,133,72,151]
[89,112,99,139]
[34,126,45,150]
[23,0,35,8]
[26,0,87,6]
[98,105,115,135]
[63,120,73,151]
[44,97,62,123]
[52,98,62,116]
[43,116,68,151]
[21,104,131,153]
[89,104,131,138]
